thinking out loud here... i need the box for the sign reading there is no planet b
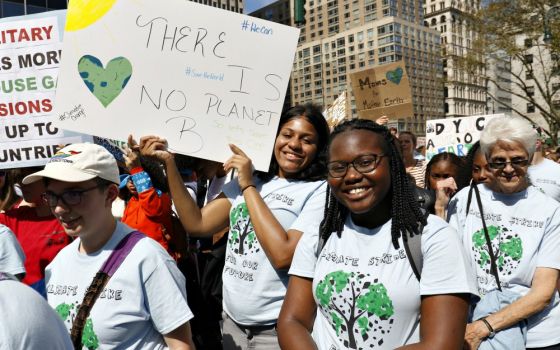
[54,0,300,171]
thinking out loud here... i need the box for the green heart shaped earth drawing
[78,55,132,107]
[386,67,403,85]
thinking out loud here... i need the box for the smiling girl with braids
[278,119,477,350]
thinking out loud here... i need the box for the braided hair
[319,119,426,249]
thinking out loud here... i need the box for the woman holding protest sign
[447,116,560,349]
[138,103,330,349]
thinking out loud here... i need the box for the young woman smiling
[138,103,330,350]
[278,119,477,350]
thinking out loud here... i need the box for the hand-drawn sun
[65,0,118,31]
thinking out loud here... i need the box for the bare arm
[464,267,559,349]
[163,322,196,350]
[137,136,230,237]
[398,294,470,350]
[224,144,304,269]
[278,276,318,350]
[434,178,457,220]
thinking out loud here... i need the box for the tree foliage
[466,0,560,144]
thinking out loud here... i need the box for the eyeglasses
[327,154,385,178]
[42,185,101,207]
[487,159,530,170]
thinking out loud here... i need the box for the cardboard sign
[425,114,502,160]
[324,91,348,128]
[350,61,414,120]
[53,0,299,171]
[0,11,91,169]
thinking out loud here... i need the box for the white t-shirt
[45,221,193,350]
[0,224,25,276]
[528,158,560,202]
[0,279,73,350]
[221,176,326,325]
[289,215,478,349]
[447,184,560,348]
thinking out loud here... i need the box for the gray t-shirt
[447,184,560,348]
[0,224,25,277]
[289,215,478,349]
[221,176,326,325]
[0,279,72,350]
[46,222,193,350]
[528,158,560,202]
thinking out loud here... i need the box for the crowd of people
[1,104,560,350]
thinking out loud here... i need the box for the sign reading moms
[425,114,501,160]
[350,61,414,120]
[0,11,91,169]
[54,0,299,171]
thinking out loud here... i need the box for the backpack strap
[70,231,144,349]
[402,208,429,281]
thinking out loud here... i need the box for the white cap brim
[22,165,98,184]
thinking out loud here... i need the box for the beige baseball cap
[23,143,120,185]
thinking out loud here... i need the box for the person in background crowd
[415,145,426,160]
[278,119,477,350]
[528,127,560,202]
[120,137,175,256]
[0,170,20,212]
[0,167,71,297]
[0,273,73,350]
[400,131,426,188]
[448,116,560,350]
[139,103,330,350]
[465,141,493,185]
[23,143,195,350]
[0,224,25,280]
[424,152,466,219]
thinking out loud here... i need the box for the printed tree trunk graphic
[316,270,394,349]
[229,203,257,255]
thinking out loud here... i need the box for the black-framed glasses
[327,154,385,178]
[487,159,530,170]
[42,185,101,207]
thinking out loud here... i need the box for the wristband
[241,184,255,193]
[479,317,496,338]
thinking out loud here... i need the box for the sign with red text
[350,61,414,120]
[0,11,91,169]
[425,114,502,160]
[53,0,299,171]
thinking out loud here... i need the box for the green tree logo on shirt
[472,225,523,277]
[55,302,99,350]
[315,270,394,349]
[228,203,260,255]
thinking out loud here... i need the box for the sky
[244,0,277,14]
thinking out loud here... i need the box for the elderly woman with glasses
[447,116,560,350]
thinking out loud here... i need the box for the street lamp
[544,5,560,44]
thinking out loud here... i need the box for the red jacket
[121,167,173,253]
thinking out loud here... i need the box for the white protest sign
[324,91,347,128]
[425,114,502,160]
[0,11,91,169]
[53,0,300,171]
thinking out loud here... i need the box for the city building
[485,52,512,115]
[424,0,487,118]
[0,0,67,17]
[510,34,560,131]
[253,0,444,134]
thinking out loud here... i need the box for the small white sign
[425,114,502,160]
